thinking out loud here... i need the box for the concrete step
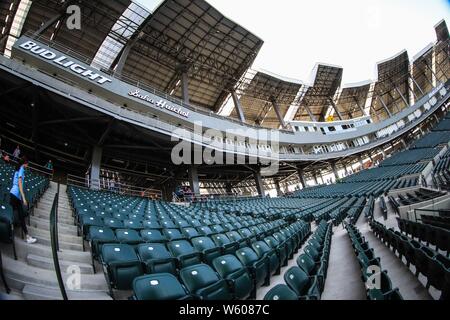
[35,205,73,216]
[22,284,112,300]
[0,287,24,300]
[26,254,93,274]
[29,217,78,236]
[3,255,108,291]
[33,212,75,225]
[27,226,82,244]
[30,234,83,251]
[1,240,92,264]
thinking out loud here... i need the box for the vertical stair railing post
[50,184,68,300]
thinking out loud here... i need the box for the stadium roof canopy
[0,0,263,112]
[116,0,264,111]
[232,70,303,128]
[294,64,343,122]
[370,50,410,122]
[335,81,371,120]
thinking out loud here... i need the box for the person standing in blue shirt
[9,156,37,244]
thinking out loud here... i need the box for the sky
[137,0,449,85]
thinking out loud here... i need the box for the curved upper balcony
[1,33,449,162]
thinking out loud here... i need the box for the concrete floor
[321,225,366,300]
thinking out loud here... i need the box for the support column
[313,173,319,185]
[188,166,200,196]
[395,86,409,107]
[331,162,339,180]
[379,148,386,159]
[377,96,392,117]
[352,97,367,116]
[304,105,316,122]
[358,155,364,169]
[254,169,265,196]
[274,179,282,197]
[231,91,246,123]
[225,182,233,196]
[401,138,407,149]
[297,167,307,189]
[270,97,286,129]
[90,146,103,190]
[181,70,190,104]
[329,98,343,120]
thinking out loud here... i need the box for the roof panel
[295,64,343,121]
[335,83,370,119]
[20,0,130,62]
[435,19,449,42]
[122,0,263,111]
[232,71,302,128]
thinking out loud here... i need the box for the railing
[0,149,53,179]
[0,248,10,294]
[49,186,68,300]
[66,174,162,199]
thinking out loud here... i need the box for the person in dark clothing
[9,156,36,244]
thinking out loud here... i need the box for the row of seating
[379,147,440,167]
[421,215,450,230]
[93,216,310,299]
[370,219,449,299]
[396,218,449,256]
[397,189,445,206]
[263,221,332,300]
[345,222,403,300]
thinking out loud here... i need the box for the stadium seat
[167,240,202,268]
[136,243,177,275]
[263,284,298,300]
[179,264,233,300]
[283,267,321,300]
[235,247,270,288]
[140,229,166,243]
[252,241,281,276]
[115,229,143,246]
[131,274,192,300]
[101,244,144,292]
[191,237,222,265]
[212,255,254,299]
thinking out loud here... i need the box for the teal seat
[191,237,222,265]
[179,264,233,300]
[140,229,166,243]
[212,255,254,299]
[252,241,280,276]
[101,244,144,291]
[284,266,321,300]
[132,274,191,300]
[115,229,142,245]
[263,284,298,300]
[236,247,269,289]
[136,243,177,275]
[167,240,202,268]
[296,254,325,290]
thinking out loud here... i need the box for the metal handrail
[0,248,10,294]
[49,187,68,300]
[66,174,162,199]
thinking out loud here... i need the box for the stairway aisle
[359,223,433,300]
[321,225,366,300]
[0,182,111,300]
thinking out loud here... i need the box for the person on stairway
[9,156,37,244]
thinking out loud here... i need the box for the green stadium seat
[263,284,298,300]
[179,264,233,300]
[191,237,222,265]
[212,255,254,299]
[101,244,144,291]
[167,240,202,268]
[136,243,177,275]
[284,266,321,300]
[131,274,192,300]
